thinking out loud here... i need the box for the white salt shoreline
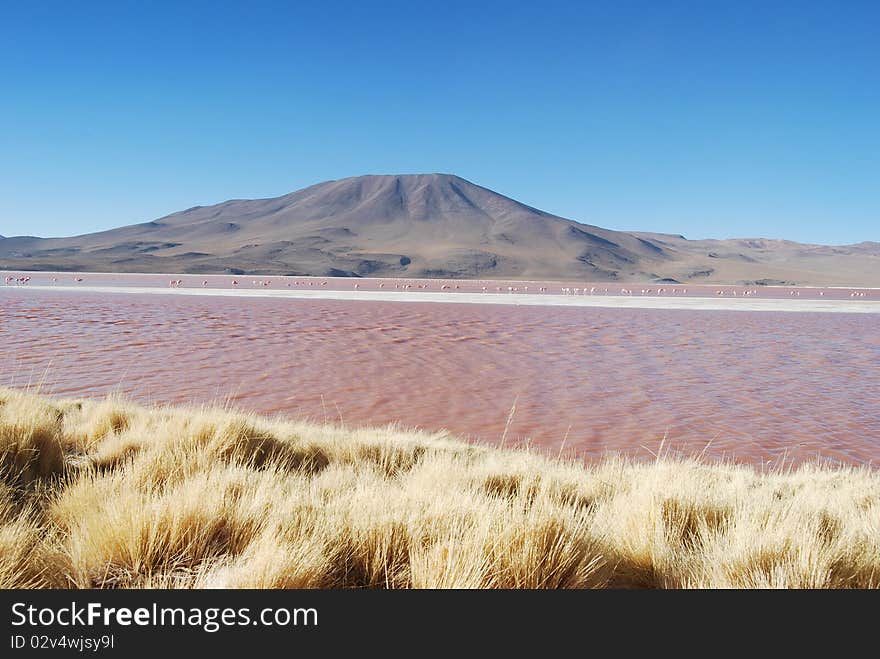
[8,284,880,313]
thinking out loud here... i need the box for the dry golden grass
[0,386,878,589]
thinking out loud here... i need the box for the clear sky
[1,1,877,244]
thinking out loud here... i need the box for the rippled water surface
[2,284,878,467]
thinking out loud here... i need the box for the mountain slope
[0,174,674,280]
[1,174,877,285]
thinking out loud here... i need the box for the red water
[2,277,878,467]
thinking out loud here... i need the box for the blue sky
[1,1,877,244]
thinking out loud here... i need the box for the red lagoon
[2,280,878,468]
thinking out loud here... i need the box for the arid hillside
[2,174,877,285]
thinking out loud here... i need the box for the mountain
[1,174,877,285]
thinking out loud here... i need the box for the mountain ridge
[1,174,877,286]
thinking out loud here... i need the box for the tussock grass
[0,386,878,589]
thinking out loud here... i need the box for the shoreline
[7,283,880,313]
[3,269,880,290]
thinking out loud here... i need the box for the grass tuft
[0,386,878,589]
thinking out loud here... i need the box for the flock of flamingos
[2,274,874,299]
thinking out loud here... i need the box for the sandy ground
[11,284,880,313]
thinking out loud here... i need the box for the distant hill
[1,174,877,285]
